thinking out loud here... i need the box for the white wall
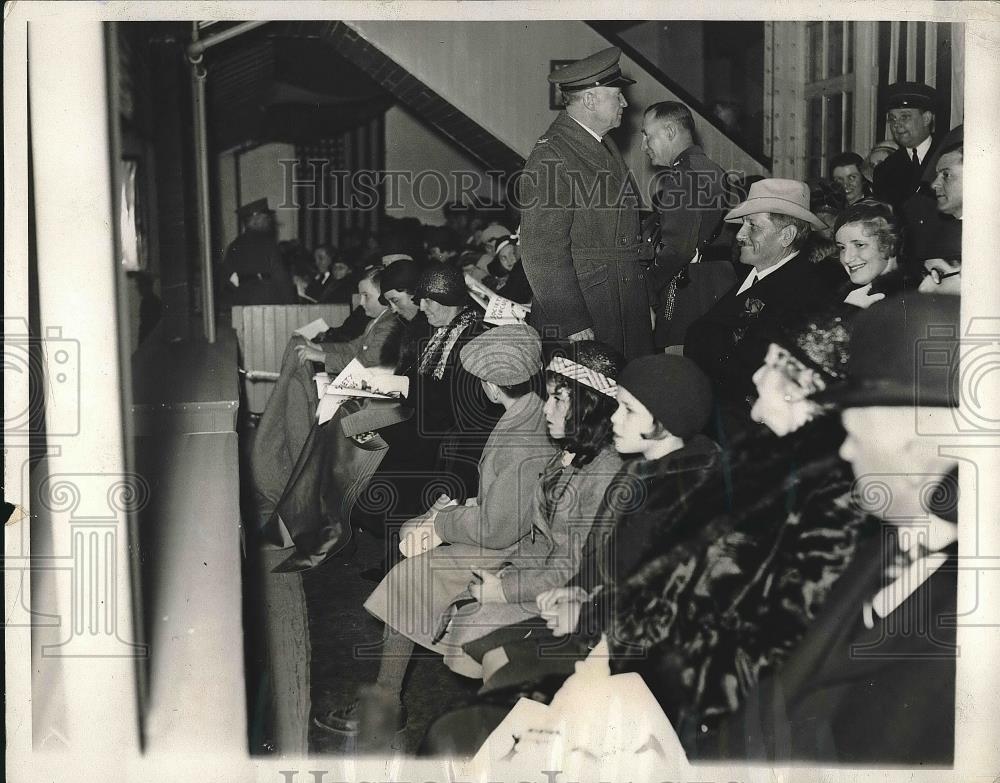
[216,142,299,249]
[384,104,496,225]
[621,21,706,104]
[349,19,768,206]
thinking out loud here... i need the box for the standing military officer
[518,47,653,359]
[640,101,735,349]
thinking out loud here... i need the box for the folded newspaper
[314,359,409,425]
[464,274,531,326]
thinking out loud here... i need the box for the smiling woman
[832,199,911,308]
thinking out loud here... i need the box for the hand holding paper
[398,518,442,558]
[294,318,330,340]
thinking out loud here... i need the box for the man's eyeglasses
[922,267,961,285]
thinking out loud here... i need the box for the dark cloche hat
[814,294,959,408]
[378,259,422,305]
[548,46,636,92]
[415,264,468,307]
[617,354,713,440]
[885,81,938,112]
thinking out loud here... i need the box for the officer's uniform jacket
[518,112,653,359]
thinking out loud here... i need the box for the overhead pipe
[186,20,268,59]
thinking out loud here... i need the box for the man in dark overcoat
[518,47,653,360]
[219,198,295,307]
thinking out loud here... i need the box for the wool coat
[363,392,556,655]
[459,435,723,691]
[439,447,623,672]
[518,112,653,359]
[250,310,401,527]
[700,536,956,764]
[219,230,295,306]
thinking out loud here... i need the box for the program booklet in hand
[294,318,330,340]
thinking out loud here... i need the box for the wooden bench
[231,304,352,413]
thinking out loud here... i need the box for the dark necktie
[911,147,921,170]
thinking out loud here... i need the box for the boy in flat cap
[518,47,654,360]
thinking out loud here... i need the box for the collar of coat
[550,111,626,174]
[671,144,705,167]
[627,433,720,479]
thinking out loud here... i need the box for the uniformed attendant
[639,101,736,349]
[518,47,653,360]
[219,198,295,307]
[872,82,941,210]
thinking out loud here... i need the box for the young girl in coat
[459,354,722,695]
[313,338,624,747]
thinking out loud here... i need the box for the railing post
[189,23,216,343]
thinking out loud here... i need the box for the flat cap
[886,81,937,112]
[460,324,543,386]
[549,46,635,92]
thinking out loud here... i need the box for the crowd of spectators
[244,70,964,766]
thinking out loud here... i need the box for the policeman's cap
[885,81,937,113]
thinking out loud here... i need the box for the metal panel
[232,303,353,412]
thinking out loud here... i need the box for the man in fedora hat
[701,294,960,764]
[219,198,295,307]
[684,178,837,403]
[518,46,653,360]
[872,81,941,210]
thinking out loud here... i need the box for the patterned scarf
[416,305,480,380]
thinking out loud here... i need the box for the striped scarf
[416,306,480,380]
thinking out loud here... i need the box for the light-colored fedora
[725,178,827,230]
